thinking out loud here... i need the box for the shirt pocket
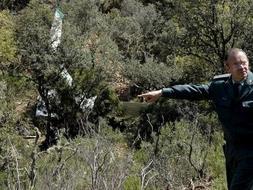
[241,101,253,116]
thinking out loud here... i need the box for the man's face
[225,52,249,81]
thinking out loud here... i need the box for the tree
[175,0,253,71]
[16,0,122,148]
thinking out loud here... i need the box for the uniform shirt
[161,71,253,147]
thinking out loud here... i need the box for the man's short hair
[224,48,248,62]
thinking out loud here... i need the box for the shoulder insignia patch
[246,79,253,85]
[212,73,231,81]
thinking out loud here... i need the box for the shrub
[0,10,16,63]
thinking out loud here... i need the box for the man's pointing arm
[138,84,211,103]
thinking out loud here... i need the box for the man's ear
[224,61,229,72]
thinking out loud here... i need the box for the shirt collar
[232,79,245,85]
[230,71,253,86]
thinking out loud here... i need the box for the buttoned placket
[233,83,241,100]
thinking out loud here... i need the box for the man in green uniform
[138,48,253,190]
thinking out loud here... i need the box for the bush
[123,59,181,91]
[0,0,29,11]
[0,10,16,63]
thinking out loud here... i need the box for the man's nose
[237,64,244,69]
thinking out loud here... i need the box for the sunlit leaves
[0,10,16,63]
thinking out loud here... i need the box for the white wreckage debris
[75,95,97,111]
[35,90,97,118]
[35,90,59,118]
[35,8,96,118]
[50,8,64,50]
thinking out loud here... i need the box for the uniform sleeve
[161,83,211,100]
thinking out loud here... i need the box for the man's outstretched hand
[137,90,162,103]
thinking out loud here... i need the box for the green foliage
[206,132,226,190]
[3,0,251,189]
[0,77,17,131]
[150,115,224,188]
[174,0,253,69]
[16,0,123,141]
[111,0,159,60]
[173,56,215,83]
[0,10,16,63]
[0,0,29,11]
[93,87,120,117]
[17,0,53,65]
[123,175,141,190]
[0,72,35,189]
[0,122,134,189]
[123,59,181,90]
